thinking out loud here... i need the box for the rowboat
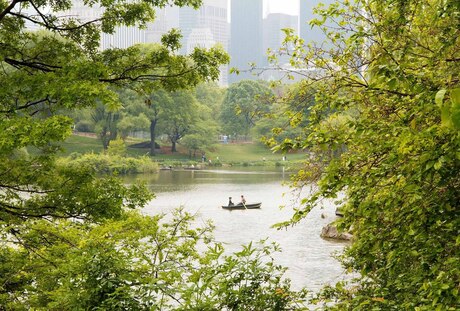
[222,202,262,210]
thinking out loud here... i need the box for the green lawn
[58,134,305,164]
[206,143,303,163]
[58,134,103,155]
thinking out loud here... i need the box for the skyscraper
[63,1,229,85]
[263,13,298,66]
[145,6,179,44]
[64,0,147,50]
[299,0,334,45]
[229,0,264,84]
[179,0,229,85]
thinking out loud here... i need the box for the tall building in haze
[263,13,298,67]
[229,0,264,84]
[179,0,229,85]
[299,0,334,45]
[63,1,228,85]
[144,6,179,44]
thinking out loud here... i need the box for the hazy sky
[228,1,301,21]
[264,0,299,16]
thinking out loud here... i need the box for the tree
[0,209,308,309]
[0,0,228,220]
[92,101,121,149]
[253,82,314,147]
[143,88,174,155]
[162,90,199,152]
[273,0,460,309]
[116,88,150,140]
[0,0,239,308]
[181,107,220,158]
[180,83,223,158]
[220,80,273,139]
[117,113,150,140]
[195,82,225,114]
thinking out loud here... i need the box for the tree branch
[0,0,27,22]
[9,11,104,32]
[99,67,199,83]
[0,96,55,114]
[4,57,61,72]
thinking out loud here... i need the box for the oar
[242,202,247,210]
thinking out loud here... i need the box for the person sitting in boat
[228,197,234,206]
[240,195,246,205]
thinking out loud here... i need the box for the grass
[58,134,103,155]
[58,134,306,164]
[206,143,304,163]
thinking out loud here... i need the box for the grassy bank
[58,134,305,166]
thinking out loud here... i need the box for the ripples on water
[127,168,348,292]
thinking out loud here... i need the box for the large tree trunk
[149,120,157,156]
[102,137,109,150]
[171,140,177,153]
[100,127,109,150]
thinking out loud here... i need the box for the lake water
[125,167,347,292]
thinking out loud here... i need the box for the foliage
[0,209,308,310]
[195,82,226,114]
[75,119,96,133]
[0,0,228,223]
[220,80,274,137]
[116,88,151,139]
[254,82,314,147]
[273,0,460,309]
[92,101,121,149]
[117,113,150,139]
[58,153,159,175]
[181,133,211,158]
[162,90,199,152]
[0,0,238,309]
[181,94,220,157]
[107,137,127,156]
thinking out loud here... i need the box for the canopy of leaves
[0,0,294,308]
[0,209,308,309]
[255,82,314,148]
[0,0,228,223]
[273,0,460,309]
[220,80,274,137]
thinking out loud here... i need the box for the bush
[107,138,126,156]
[58,153,159,175]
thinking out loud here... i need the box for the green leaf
[435,89,447,107]
[450,90,460,129]
[440,106,453,128]
[450,88,460,105]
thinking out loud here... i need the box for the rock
[321,223,353,241]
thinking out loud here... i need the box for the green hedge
[59,153,158,175]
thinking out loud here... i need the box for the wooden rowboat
[335,207,344,217]
[222,202,262,210]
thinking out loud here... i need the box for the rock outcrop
[321,223,353,241]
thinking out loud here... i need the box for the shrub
[107,137,126,156]
[58,153,159,175]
